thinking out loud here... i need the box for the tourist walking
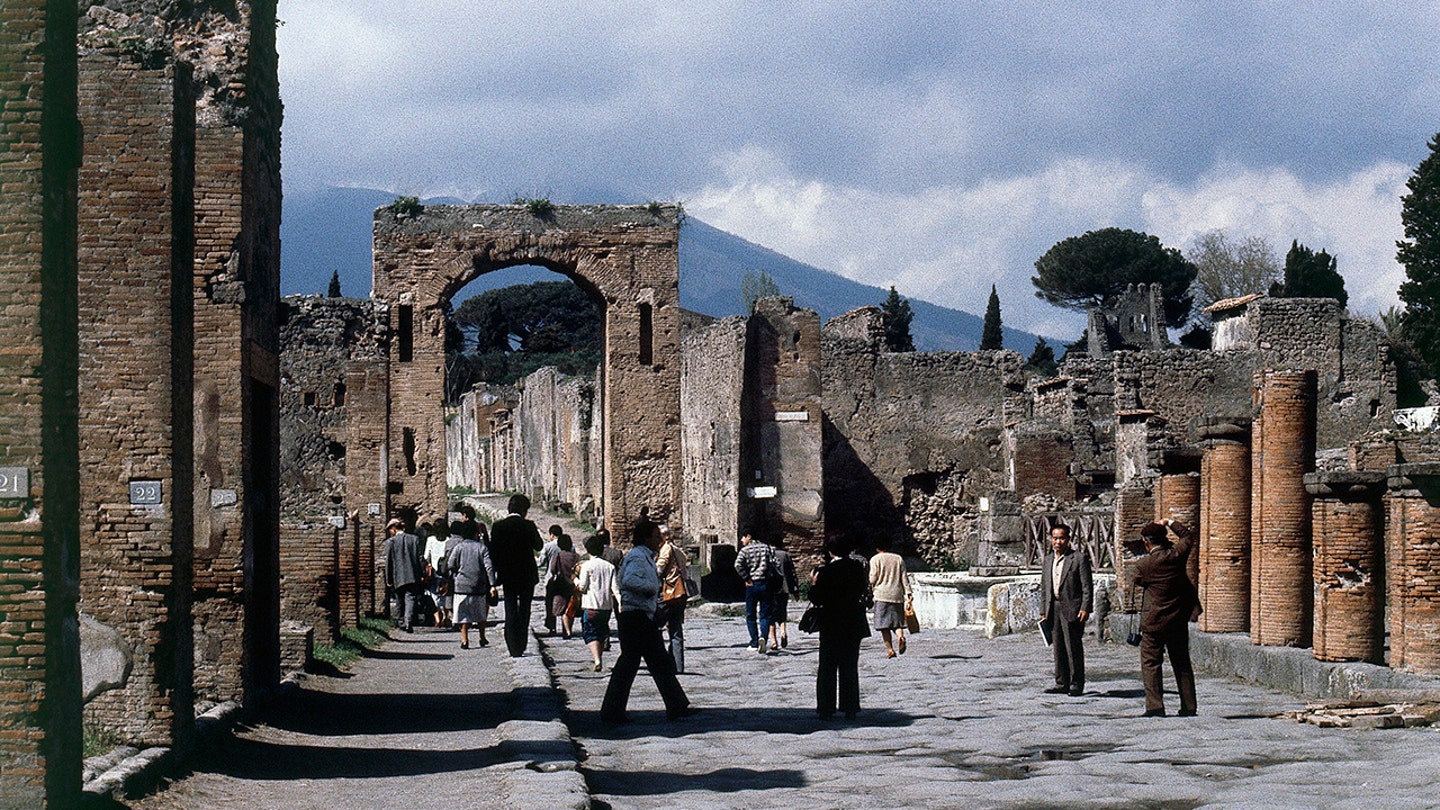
[489,494,544,657]
[447,519,496,649]
[656,522,692,672]
[868,536,912,658]
[575,534,620,671]
[546,533,582,639]
[768,537,799,651]
[539,524,562,634]
[1133,519,1200,717]
[384,518,425,632]
[422,517,451,628]
[808,537,870,720]
[600,515,693,723]
[734,530,778,653]
[1039,523,1093,697]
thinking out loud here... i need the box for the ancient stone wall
[373,204,681,532]
[75,47,195,746]
[1112,481,1155,612]
[278,295,388,631]
[741,298,825,569]
[0,3,83,805]
[822,308,1025,556]
[680,315,747,560]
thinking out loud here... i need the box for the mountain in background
[281,187,1044,352]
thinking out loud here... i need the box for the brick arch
[371,203,682,533]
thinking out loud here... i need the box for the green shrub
[83,724,121,758]
[388,196,423,217]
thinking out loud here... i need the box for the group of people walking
[388,497,1200,725]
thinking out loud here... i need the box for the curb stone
[502,629,589,810]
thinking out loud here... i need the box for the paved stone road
[547,606,1440,810]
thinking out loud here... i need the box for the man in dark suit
[1134,519,1200,717]
[1039,524,1093,697]
[489,494,544,657]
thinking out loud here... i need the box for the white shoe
[757,639,768,654]
[746,645,759,652]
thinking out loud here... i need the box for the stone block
[79,613,132,703]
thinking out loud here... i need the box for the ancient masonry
[0,2,83,807]
[1,5,281,806]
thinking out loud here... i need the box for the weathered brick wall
[1197,416,1251,633]
[278,295,388,629]
[1250,370,1316,648]
[822,309,1025,559]
[373,204,682,532]
[680,315,747,558]
[1384,463,1440,675]
[0,3,83,805]
[1005,424,1074,502]
[1306,471,1384,664]
[741,298,825,570]
[278,523,339,646]
[178,0,283,707]
[75,48,195,746]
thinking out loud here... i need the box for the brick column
[1305,471,1384,664]
[1113,480,1156,613]
[0,3,83,806]
[1385,463,1440,675]
[1155,470,1201,599]
[76,52,196,746]
[1196,415,1251,633]
[1250,370,1316,647]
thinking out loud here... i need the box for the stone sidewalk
[546,606,1440,809]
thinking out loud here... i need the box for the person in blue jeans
[734,530,777,654]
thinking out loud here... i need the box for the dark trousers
[660,600,686,673]
[393,583,422,630]
[816,634,861,717]
[1050,611,1085,690]
[1140,622,1196,713]
[601,610,689,721]
[744,580,772,646]
[503,585,533,657]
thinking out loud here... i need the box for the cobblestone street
[549,606,1440,810]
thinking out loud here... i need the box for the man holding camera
[1133,519,1200,717]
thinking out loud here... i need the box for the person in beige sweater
[868,536,912,658]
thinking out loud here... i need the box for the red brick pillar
[1155,471,1201,600]
[1385,463,1440,674]
[1197,416,1251,633]
[1113,481,1156,613]
[1250,370,1316,647]
[0,3,83,805]
[1305,471,1384,664]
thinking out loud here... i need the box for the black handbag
[798,605,822,633]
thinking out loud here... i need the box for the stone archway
[371,203,683,533]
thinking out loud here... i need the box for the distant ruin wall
[822,308,1025,557]
[680,316,747,555]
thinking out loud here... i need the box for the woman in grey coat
[447,519,497,649]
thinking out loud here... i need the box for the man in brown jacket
[1133,519,1200,717]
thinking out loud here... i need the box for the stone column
[1155,470,1201,598]
[1305,471,1384,664]
[1196,415,1251,633]
[1250,370,1316,648]
[1385,463,1440,675]
[1112,480,1156,613]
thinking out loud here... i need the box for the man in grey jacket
[385,518,425,632]
[1039,524,1093,696]
[447,519,497,649]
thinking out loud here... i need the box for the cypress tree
[980,284,1003,350]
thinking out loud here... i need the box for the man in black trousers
[489,494,543,657]
[1039,523,1093,697]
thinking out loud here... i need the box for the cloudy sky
[276,1,1439,338]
